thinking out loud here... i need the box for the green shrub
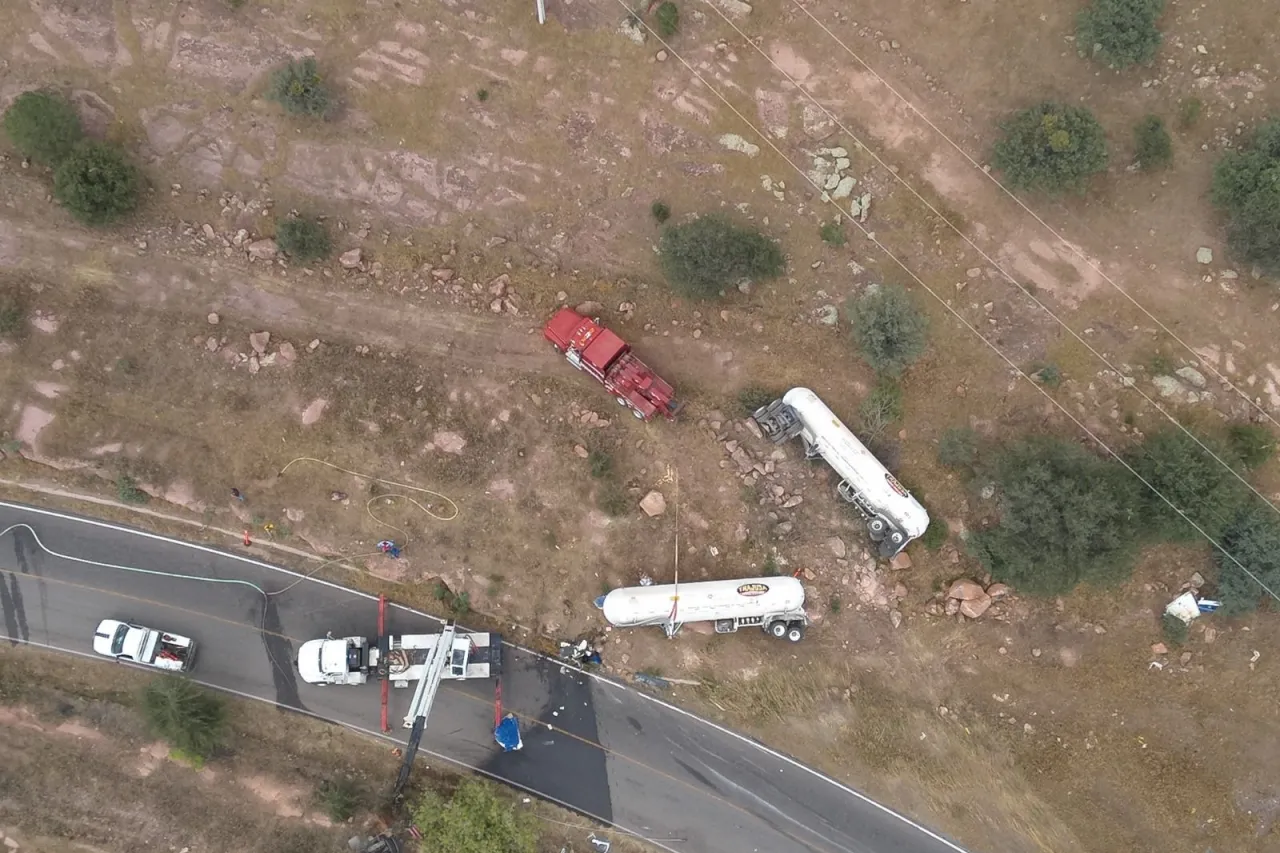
[266,57,332,118]
[116,474,149,505]
[1214,501,1280,615]
[655,1,679,37]
[1160,612,1188,646]
[52,142,141,225]
[969,438,1142,596]
[858,376,903,439]
[819,220,846,247]
[736,384,779,416]
[1076,0,1166,68]
[1211,119,1280,274]
[1228,423,1276,471]
[0,287,27,337]
[597,481,630,517]
[587,449,613,479]
[141,676,226,759]
[1033,362,1063,387]
[846,284,929,376]
[991,102,1109,195]
[828,595,842,614]
[476,88,490,102]
[1133,115,1172,170]
[275,216,331,261]
[651,200,671,223]
[3,90,83,167]
[412,780,537,853]
[1126,428,1246,541]
[658,215,784,299]
[1178,97,1202,129]
[317,777,361,822]
[937,426,979,469]
[920,517,949,551]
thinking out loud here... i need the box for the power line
[589,0,1280,605]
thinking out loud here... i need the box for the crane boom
[390,621,458,802]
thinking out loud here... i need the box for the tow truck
[543,306,683,421]
[92,619,196,671]
[296,629,501,688]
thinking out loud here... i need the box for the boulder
[639,491,667,517]
[889,551,912,570]
[575,301,605,316]
[246,239,277,261]
[986,582,1012,600]
[339,248,363,269]
[277,341,297,364]
[710,0,753,20]
[959,593,992,619]
[827,537,847,558]
[947,578,985,601]
[249,331,270,355]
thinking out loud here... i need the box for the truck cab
[296,636,372,685]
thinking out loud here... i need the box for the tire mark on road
[11,525,49,643]
[260,595,306,712]
[1,573,28,645]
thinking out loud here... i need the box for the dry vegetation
[0,0,1279,852]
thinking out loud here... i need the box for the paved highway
[0,501,967,853]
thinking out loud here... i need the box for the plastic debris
[494,713,523,752]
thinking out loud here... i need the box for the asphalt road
[0,501,968,853]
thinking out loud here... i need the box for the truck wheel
[768,620,788,639]
[786,623,806,643]
[867,518,887,540]
[632,408,645,420]
[617,396,630,407]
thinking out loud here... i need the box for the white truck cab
[92,619,196,672]
[296,631,502,686]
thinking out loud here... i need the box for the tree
[1133,114,1171,171]
[1126,428,1247,541]
[3,89,83,167]
[655,1,679,37]
[658,215,784,299]
[969,438,1142,595]
[276,216,331,261]
[845,283,928,376]
[140,675,226,759]
[52,142,141,225]
[1227,423,1276,471]
[1076,0,1165,69]
[991,102,1109,195]
[937,426,979,469]
[1214,501,1280,615]
[267,57,332,118]
[412,780,537,853]
[1211,119,1280,275]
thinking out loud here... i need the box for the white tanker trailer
[595,576,809,642]
[751,387,929,558]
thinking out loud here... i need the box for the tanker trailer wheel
[867,517,888,541]
[785,622,806,643]
[768,620,788,639]
[617,396,630,407]
[632,408,645,420]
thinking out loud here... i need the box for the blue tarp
[494,713,522,752]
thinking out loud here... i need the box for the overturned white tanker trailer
[751,387,929,558]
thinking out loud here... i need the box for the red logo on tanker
[885,473,908,497]
[737,583,769,597]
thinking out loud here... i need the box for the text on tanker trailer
[595,576,809,642]
[751,387,929,557]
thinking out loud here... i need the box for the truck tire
[768,620,788,639]
[785,622,806,643]
[867,517,888,540]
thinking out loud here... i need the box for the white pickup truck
[92,619,196,672]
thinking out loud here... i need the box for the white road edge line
[0,499,970,853]
[0,635,682,853]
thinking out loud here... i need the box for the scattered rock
[640,490,667,517]
[986,582,1011,599]
[285,508,305,523]
[202,223,217,240]
[802,103,835,139]
[889,551,912,570]
[959,593,992,619]
[207,312,220,325]
[339,248,363,269]
[815,304,840,326]
[488,274,510,297]
[1188,571,1205,588]
[429,431,467,454]
[827,537,847,558]
[205,336,219,352]
[277,341,297,364]
[709,0,753,19]
[431,268,455,281]
[490,298,504,313]
[1175,365,1207,389]
[247,355,261,375]
[249,331,270,355]
[1151,642,1169,655]
[656,50,668,62]
[573,444,589,458]
[617,17,646,45]
[246,239,277,261]
[719,133,760,157]
[889,610,903,628]
[575,301,604,316]
[330,491,348,502]
[1196,247,1213,265]
[947,578,985,600]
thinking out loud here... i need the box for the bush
[1126,428,1246,541]
[0,287,27,337]
[655,1,679,37]
[846,284,929,376]
[736,384,779,416]
[141,676,226,759]
[116,474,148,505]
[1076,0,1165,68]
[1211,119,1280,274]
[858,376,903,439]
[267,57,332,118]
[921,517,949,551]
[991,102,1109,195]
[1032,362,1063,388]
[1228,423,1276,471]
[597,481,630,517]
[1133,115,1172,170]
[650,200,671,223]
[1178,97,1202,129]
[1160,612,1188,646]
[587,449,613,479]
[52,142,141,225]
[819,220,846,247]
[937,426,979,469]
[275,216,331,261]
[3,90,83,167]
[1214,501,1280,614]
[412,780,537,853]
[969,438,1142,596]
[658,215,784,299]
[317,777,362,822]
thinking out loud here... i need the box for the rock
[202,223,216,240]
[617,17,646,44]
[575,301,604,316]
[815,304,840,326]
[489,298,504,313]
[802,103,835,139]
[205,336,219,352]
[1196,247,1213,264]
[1151,642,1168,655]
[308,339,321,351]
[247,355,261,375]
[1188,572,1205,588]
[285,507,305,523]
[889,551,912,570]
[831,175,857,200]
[719,133,760,157]
[573,444,589,458]
[959,593,992,619]
[1175,365,1207,388]
[827,537,847,558]
[249,331,270,354]
[709,0,753,19]
[431,268,455,281]
[893,582,908,600]
[781,495,803,509]
[330,491,348,502]
[1152,375,1188,399]
[944,597,960,616]
[640,490,667,517]
[801,567,816,581]
[1203,626,1217,644]
[277,341,297,364]
[488,274,510,297]
[889,610,903,628]
[656,50,668,61]
[339,248,363,269]
[986,582,1012,599]
[207,312,220,325]
[429,431,467,454]
[246,238,277,260]
[947,578,985,600]
[232,228,248,247]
